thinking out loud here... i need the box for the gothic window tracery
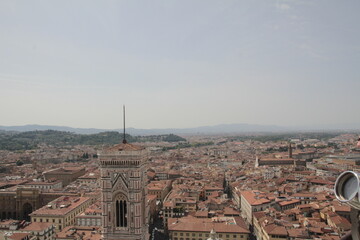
[115,194,128,227]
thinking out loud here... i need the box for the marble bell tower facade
[99,142,149,240]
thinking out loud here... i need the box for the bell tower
[99,107,149,240]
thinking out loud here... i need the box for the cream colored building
[75,201,102,227]
[30,196,92,232]
[163,191,197,227]
[240,190,273,226]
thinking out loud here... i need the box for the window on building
[116,198,127,227]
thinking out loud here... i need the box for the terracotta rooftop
[148,181,168,191]
[259,158,294,161]
[329,215,351,230]
[223,207,240,216]
[44,167,84,175]
[278,199,301,206]
[1,233,30,240]
[332,205,351,213]
[253,211,266,220]
[241,190,271,206]
[287,228,309,238]
[22,222,53,231]
[56,226,102,240]
[263,224,288,236]
[147,195,157,201]
[30,196,90,216]
[105,143,145,152]
[168,216,250,234]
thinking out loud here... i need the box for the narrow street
[149,216,168,240]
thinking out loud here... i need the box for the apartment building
[30,196,92,231]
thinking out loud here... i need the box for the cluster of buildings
[0,146,101,239]
[0,133,359,239]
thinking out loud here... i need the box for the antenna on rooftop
[123,105,127,144]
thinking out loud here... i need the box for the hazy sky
[1,0,359,129]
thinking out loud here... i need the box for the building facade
[30,196,92,232]
[240,190,273,226]
[0,187,79,222]
[75,201,102,227]
[99,142,149,240]
[23,180,63,190]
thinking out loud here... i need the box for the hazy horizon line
[1,122,360,131]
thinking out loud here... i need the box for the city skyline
[1,0,360,129]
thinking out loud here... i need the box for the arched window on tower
[115,194,127,227]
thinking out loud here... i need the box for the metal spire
[123,105,127,144]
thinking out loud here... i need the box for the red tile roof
[105,143,144,152]
[168,216,249,234]
[241,190,271,206]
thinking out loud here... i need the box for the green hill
[0,130,186,151]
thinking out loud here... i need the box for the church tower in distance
[99,142,149,240]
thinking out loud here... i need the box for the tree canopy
[0,130,186,151]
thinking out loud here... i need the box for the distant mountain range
[0,123,359,135]
[0,123,286,135]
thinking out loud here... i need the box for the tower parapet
[99,143,148,167]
